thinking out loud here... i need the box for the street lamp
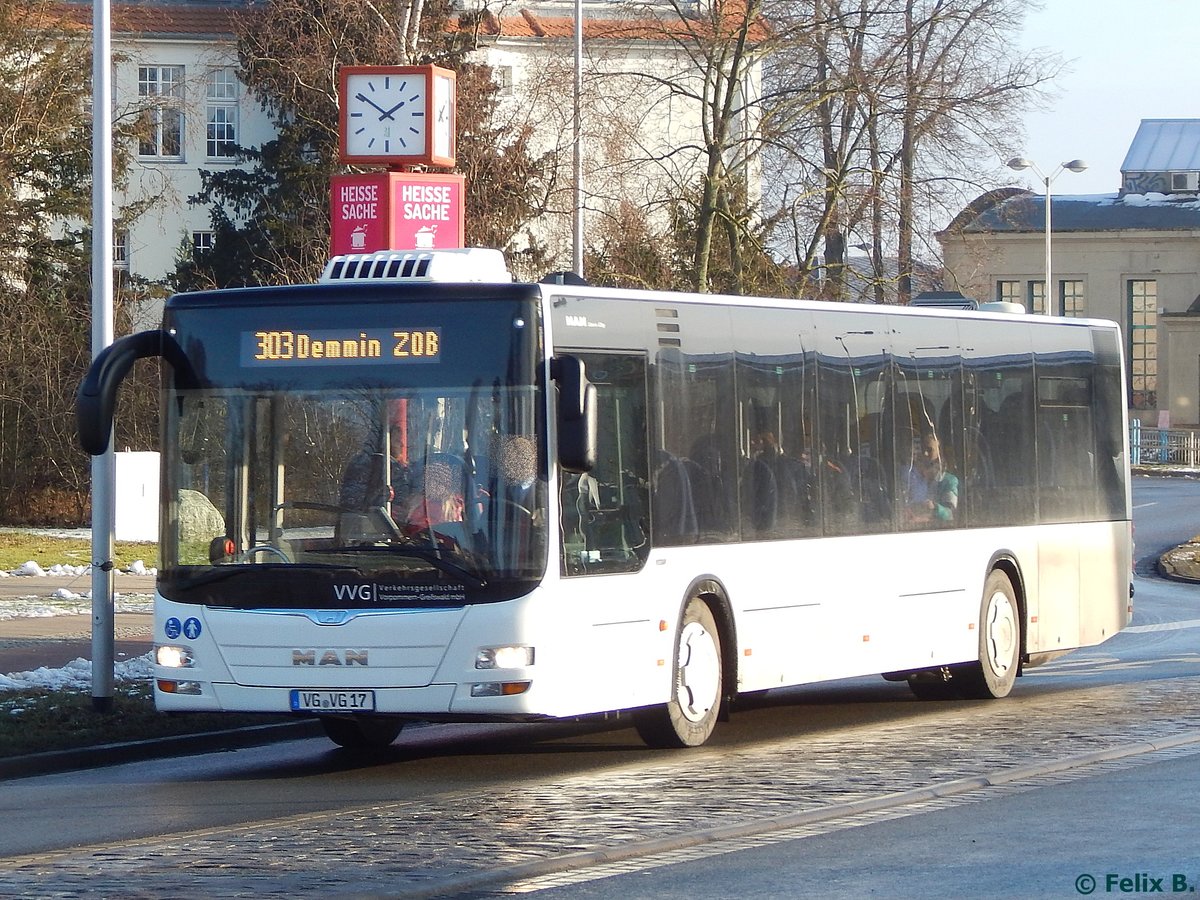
[1006,157,1088,315]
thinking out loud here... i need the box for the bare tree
[614,0,782,293]
[767,0,1058,303]
[0,1,144,522]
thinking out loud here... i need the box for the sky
[1015,0,1200,197]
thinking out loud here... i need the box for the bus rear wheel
[634,597,723,749]
[319,715,404,751]
[957,569,1021,699]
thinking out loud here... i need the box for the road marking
[1124,617,1200,633]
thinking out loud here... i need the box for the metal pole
[1043,173,1053,315]
[91,0,116,711]
[572,0,584,278]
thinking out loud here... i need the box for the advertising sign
[330,172,464,255]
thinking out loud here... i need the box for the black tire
[634,598,723,748]
[957,569,1021,699]
[319,715,404,751]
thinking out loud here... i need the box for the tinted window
[814,312,893,536]
[958,318,1036,526]
[652,306,738,544]
[889,315,963,531]
[733,308,819,540]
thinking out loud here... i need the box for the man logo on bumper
[293,649,369,666]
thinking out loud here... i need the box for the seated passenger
[905,433,959,526]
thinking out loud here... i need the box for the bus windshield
[158,288,546,609]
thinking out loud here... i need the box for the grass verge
[0,683,281,759]
[0,533,159,571]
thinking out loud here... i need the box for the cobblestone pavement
[1,671,1198,898]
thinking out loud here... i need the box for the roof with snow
[1121,119,1200,173]
[940,189,1200,236]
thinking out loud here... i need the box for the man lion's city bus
[78,249,1132,751]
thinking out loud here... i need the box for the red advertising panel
[330,173,390,255]
[389,174,464,251]
[330,172,464,255]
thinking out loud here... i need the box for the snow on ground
[1,547,157,688]
[0,559,155,581]
[0,593,154,621]
[0,654,154,691]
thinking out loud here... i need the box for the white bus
[78,249,1132,750]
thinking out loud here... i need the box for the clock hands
[356,92,424,123]
[354,92,395,121]
[379,101,407,120]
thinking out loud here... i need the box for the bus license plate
[289,690,375,713]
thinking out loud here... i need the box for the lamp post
[1005,157,1088,315]
[572,0,584,279]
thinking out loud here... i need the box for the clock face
[343,70,428,159]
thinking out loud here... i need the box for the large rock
[178,489,225,543]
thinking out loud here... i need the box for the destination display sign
[241,328,442,366]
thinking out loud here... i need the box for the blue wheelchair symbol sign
[164,617,182,640]
[183,618,203,640]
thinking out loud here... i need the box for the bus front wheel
[634,597,723,749]
[319,715,404,751]
[957,569,1021,699]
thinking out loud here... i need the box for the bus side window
[559,353,650,576]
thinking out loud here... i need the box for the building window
[1028,280,1046,315]
[1061,280,1084,317]
[1129,279,1157,410]
[206,68,238,158]
[495,65,513,97]
[113,232,129,270]
[996,280,1020,305]
[138,65,184,159]
[192,231,214,256]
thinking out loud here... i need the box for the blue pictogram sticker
[164,617,182,640]
[183,617,203,640]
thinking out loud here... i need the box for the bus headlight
[156,645,195,668]
[475,645,535,669]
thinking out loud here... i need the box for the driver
[405,458,465,528]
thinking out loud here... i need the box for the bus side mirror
[77,330,194,455]
[551,355,597,474]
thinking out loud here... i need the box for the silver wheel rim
[983,589,1017,677]
[676,620,720,723]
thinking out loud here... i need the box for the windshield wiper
[171,561,359,590]
[391,546,487,589]
[333,541,488,589]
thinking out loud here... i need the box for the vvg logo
[333,583,375,602]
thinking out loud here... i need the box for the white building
[65,0,762,284]
[63,2,274,282]
[939,119,1200,426]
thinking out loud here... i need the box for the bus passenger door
[556,352,657,708]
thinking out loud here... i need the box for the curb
[0,719,324,781]
[1158,543,1200,583]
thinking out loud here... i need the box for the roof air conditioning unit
[1170,172,1199,192]
[319,249,512,284]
